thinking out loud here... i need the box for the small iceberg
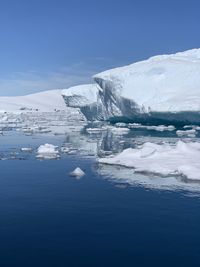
[70,167,85,177]
[176,129,197,137]
[21,147,32,152]
[128,123,175,131]
[36,143,60,159]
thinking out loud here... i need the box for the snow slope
[0,89,72,112]
[94,49,200,123]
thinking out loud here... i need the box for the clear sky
[0,0,200,95]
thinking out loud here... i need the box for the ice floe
[99,141,200,181]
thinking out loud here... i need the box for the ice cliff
[93,48,200,124]
[62,84,104,121]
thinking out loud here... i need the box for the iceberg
[94,49,200,124]
[2,48,200,124]
[70,167,85,177]
[36,143,60,159]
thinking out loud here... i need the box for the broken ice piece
[70,167,85,177]
[21,147,32,152]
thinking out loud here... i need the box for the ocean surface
[1,117,200,267]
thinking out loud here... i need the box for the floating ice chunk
[176,129,197,137]
[21,147,32,152]
[150,125,175,131]
[183,125,200,131]
[128,123,175,131]
[99,141,200,180]
[67,150,78,155]
[62,84,98,107]
[36,143,60,159]
[60,147,70,153]
[183,125,195,129]
[115,122,127,127]
[70,167,85,177]
[0,89,72,112]
[111,127,130,135]
[86,128,107,134]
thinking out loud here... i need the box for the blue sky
[0,0,200,95]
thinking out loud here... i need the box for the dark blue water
[1,154,200,267]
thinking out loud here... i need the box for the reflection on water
[1,112,200,193]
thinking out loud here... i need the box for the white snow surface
[0,89,72,112]
[94,48,200,113]
[99,141,200,180]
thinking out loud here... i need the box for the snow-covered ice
[99,141,200,180]
[21,147,32,152]
[1,48,200,191]
[62,84,103,120]
[128,123,176,131]
[111,127,130,135]
[86,127,107,134]
[36,143,60,159]
[1,49,200,124]
[176,129,197,137]
[94,48,200,123]
[62,84,99,107]
[0,90,72,113]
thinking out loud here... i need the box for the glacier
[94,48,200,124]
[0,89,85,122]
[0,89,69,112]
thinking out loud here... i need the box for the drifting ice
[70,167,85,177]
[36,143,60,159]
[99,141,200,181]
